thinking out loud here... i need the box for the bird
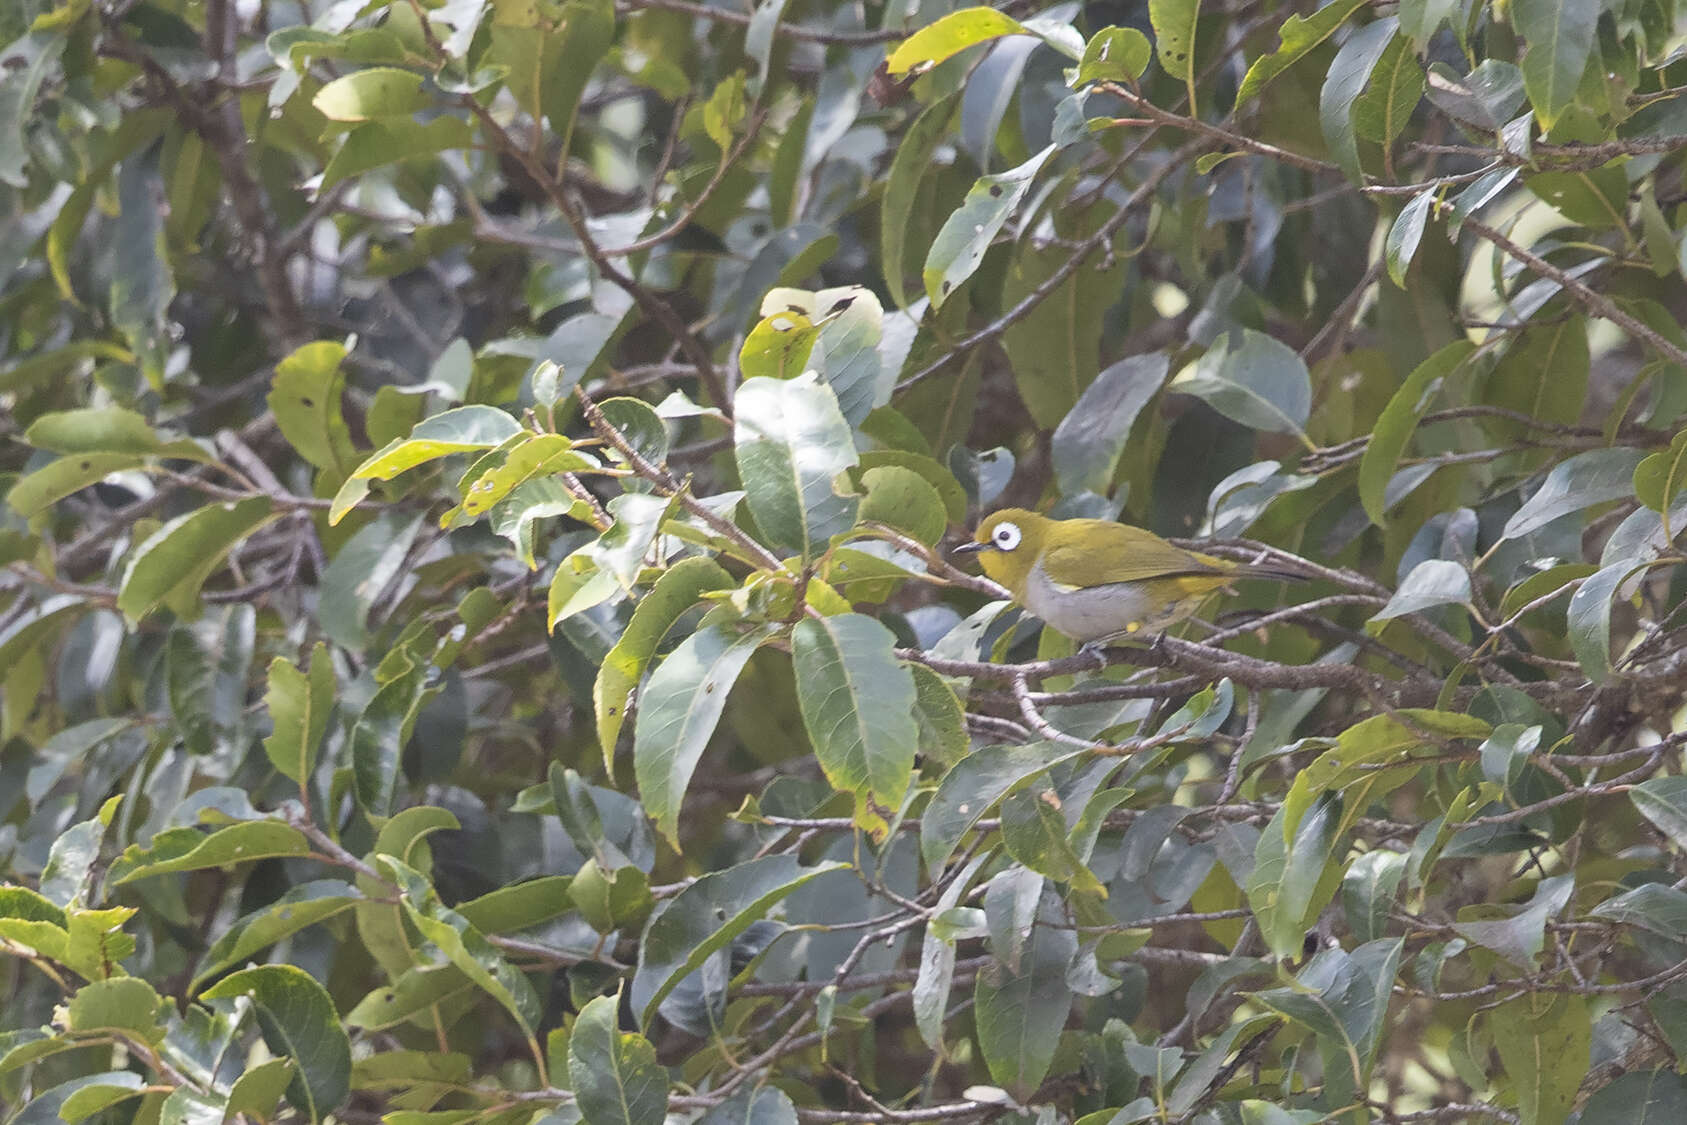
[953,508,1305,647]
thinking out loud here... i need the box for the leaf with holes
[922,145,1054,310]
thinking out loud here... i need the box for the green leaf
[738,309,821,382]
[1453,874,1573,968]
[226,1059,295,1123]
[0,597,83,687]
[108,821,309,884]
[0,31,64,188]
[885,7,1032,75]
[488,477,581,569]
[702,70,747,151]
[6,453,151,518]
[1370,559,1471,621]
[1424,60,1526,131]
[1359,340,1472,525]
[1051,354,1168,496]
[922,741,1091,872]
[1591,883,1687,938]
[630,854,847,1028]
[745,0,791,91]
[1236,0,1368,105]
[922,145,1055,310]
[322,116,476,189]
[41,800,121,909]
[1171,329,1311,437]
[0,885,67,929]
[268,342,360,475]
[1491,991,1589,1125]
[1294,710,1490,801]
[6,1074,145,1125]
[1342,850,1407,944]
[312,67,431,120]
[857,450,968,523]
[1319,19,1399,183]
[193,881,364,989]
[913,855,989,1050]
[1252,940,1402,1104]
[1485,316,1590,439]
[1567,560,1642,683]
[974,888,1075,1098]
[318,511,425,648]
[1527,166,1628,229]
[1633,428,1687,516]
[761,285,888,426]
[570,858,651,934]
[695,1086,798,1125]
[1399,0,1457,44]
[58,1074,149,1123]
[381,857,543,1037]
[201,965,351,1122]
[1351,31,1424,144]
[1577,1071,1687,1122]
[331,406,525,523]
[459,875,576,934]
[1248,793,1341,958]
[111,145,175,384]
[1513,0,1598,130]
[1632,777,1687,851]
[1149,0,1202,114]
[1073,26,1152,86]
[116,497,278,623]
[541,0,616,154]
[450,434,593,523]
[853,465,947,546]
[910,662,968,767]
[999,199,1129,429]
[733,373,859,559]
[881,92,960,309]
[345,966,475,1030]
[596,557,735,768]
[263,644,335,786]
[1000,787,1105,894]
[1165,1016,1280,1117]
[549,551,620,628]
[569,993,668,1125]
[791,614,919,840]
[635,623,774,846]
[23,406,208,460]
[1502,448,1646,540]
[352,658,436,817]
[66,978,163,1040]
[1386,191,1435,287]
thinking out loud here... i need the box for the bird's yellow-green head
[954,508,1051,596]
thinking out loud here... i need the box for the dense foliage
[9,0,1687,1120]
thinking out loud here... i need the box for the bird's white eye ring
[993,522,1022,550]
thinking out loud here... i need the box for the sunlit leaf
[922,145,1055,310]
[885,8,1033,76]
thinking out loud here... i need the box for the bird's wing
[1040,534,1225,589]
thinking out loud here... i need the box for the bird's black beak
[952,540,988,556]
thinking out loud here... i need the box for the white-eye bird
[954,508,1304,645]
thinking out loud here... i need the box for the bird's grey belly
[1021,561,1157,643]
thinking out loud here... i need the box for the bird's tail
[1235,563,1308,583]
